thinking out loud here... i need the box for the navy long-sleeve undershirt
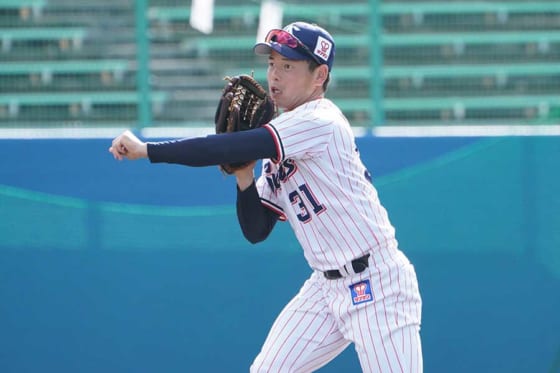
[147,127,276,166]
[237,182,279,243]
[146,127,280,243]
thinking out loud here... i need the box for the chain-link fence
[0,0,559,129]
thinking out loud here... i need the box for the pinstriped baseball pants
[250,250,422,373]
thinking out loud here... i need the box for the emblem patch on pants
[349,279,373,305]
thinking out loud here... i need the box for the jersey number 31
[289,183,326,223]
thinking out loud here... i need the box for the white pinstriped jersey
[252,98,422,373]
[257,98,397,271]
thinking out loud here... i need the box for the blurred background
[0,0,559,372]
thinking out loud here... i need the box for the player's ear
[314,64,329,87]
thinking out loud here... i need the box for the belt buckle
[323,254,370,280]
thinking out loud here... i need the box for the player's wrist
[236,171,255,191]
[140,142,148,158]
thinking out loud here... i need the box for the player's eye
[283,63,293,71]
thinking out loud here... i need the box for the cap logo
[314,35,332,62]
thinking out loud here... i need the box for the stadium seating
[149,2,560,25]
[0,60,127,80]
[0,0,155,127]
[0,27,85,52]
[0,91,167,124]
[148,1,560,126]
[0,0,45,9]
[0,0,558,128]
[0,0,45,19]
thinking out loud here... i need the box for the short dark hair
[307,60,330,92]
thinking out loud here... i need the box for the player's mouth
[270,86,281,96]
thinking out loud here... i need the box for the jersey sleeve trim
[263,124,284,164]
[260,197,287,221]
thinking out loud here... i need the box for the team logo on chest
[349,279,373,305]
[264,159,297,193]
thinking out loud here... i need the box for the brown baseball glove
[214,74,275,174]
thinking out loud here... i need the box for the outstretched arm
[109,128,279,242]
[109,127,277,166]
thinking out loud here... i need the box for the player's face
[266,51,327,111]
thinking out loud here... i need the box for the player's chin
[270,93,285,108]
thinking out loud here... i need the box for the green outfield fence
[0,0,559,129]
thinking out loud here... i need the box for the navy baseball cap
[254,22,336,71]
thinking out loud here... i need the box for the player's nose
[267,66,279,81]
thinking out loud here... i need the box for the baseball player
[110,22,422,373]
